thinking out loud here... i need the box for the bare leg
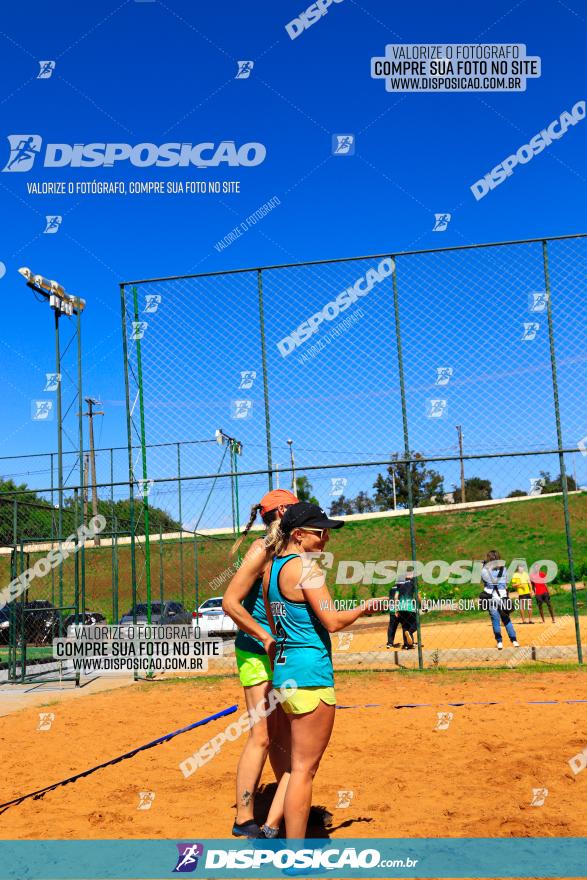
[235,682,272,824]
[268,702,291,780]
[285,701,335,839]
[265,703,291,830]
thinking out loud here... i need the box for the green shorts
[279,685,336,715]
[235,646,272,687]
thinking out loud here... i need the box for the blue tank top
[267,554,333,688]
[234,577,270,655]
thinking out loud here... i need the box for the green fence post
[9,499,17,682]
[19,541,26,684]
[110,447,116,624]
[392,256,423,671]
[73,487,79,629]
[177,443,185,606]
[50,452,55,606]
[77,304,85,625]
[73,487,80,686]
[257,269,274,490]
[194,532,199,628]
[131,285,152,625]
[159,523,165,607]
[230,443,236,541]
[542,240,583,664]
[113,514,119,625]
[120,284,138,679]
[233,441,241,538]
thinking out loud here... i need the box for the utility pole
[84,398,104,545]
[456,425,465,503]
[287,439,296,493]
[83,454,89,526]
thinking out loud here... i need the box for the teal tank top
[234,577,270,655]
[267,553,333,688]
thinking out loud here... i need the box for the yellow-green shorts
[235,647,272,687]
[279,685,336,715]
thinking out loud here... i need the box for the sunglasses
[299,527,328,539]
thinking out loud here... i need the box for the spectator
[387,567,418,650]
[511,564,534,624]
[531,565,556,623]
[480,550,520,651]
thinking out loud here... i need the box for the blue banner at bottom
[0,838,586,879]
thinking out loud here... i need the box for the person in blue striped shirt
[480,549,520,650]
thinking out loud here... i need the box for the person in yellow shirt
[511,565,534,624]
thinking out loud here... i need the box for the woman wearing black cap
[262,501,380,839]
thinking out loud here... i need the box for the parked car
[0,605,10,644]
[193,597,238,638]
[118,601,192,635]
[16,601,63,644]
[63,611,107,638]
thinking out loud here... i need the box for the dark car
[0,605,10,644]
[63,611,107,637]
[13,601,63,645]
[118,601,192,633]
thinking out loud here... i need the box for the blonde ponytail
[263,518,289,557]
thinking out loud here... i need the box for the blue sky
[0,0,586,528]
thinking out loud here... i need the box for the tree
[354,491,375,513]
[0,477,56,544]
[0,476,181,544]
[452,476,492,503]
[295,475,319,506]
[508,489,527,498]
[329,491,376,516]
[536,471,577,494]
[373,453,444,510]
[329,495,354,516]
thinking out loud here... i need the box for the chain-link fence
[117,234,587,671]
[3,235,585,681]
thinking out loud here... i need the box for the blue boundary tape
[0,703,238,814]
[334,700,587,710]
[393,699,587,709]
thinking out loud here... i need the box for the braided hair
[231,503,280,554]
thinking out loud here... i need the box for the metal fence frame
[119,233,587,669]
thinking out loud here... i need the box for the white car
[193,597,238,638]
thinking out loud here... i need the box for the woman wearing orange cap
[222,488,298,839]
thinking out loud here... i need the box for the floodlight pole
[54,309,64,614]
[18,267,86,637]
[216,429,243,539]
[232,440,241,538]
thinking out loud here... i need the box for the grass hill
[1,493,586,623]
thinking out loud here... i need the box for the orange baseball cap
[260,489,298,516]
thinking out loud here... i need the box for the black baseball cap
[281,502,345,532]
